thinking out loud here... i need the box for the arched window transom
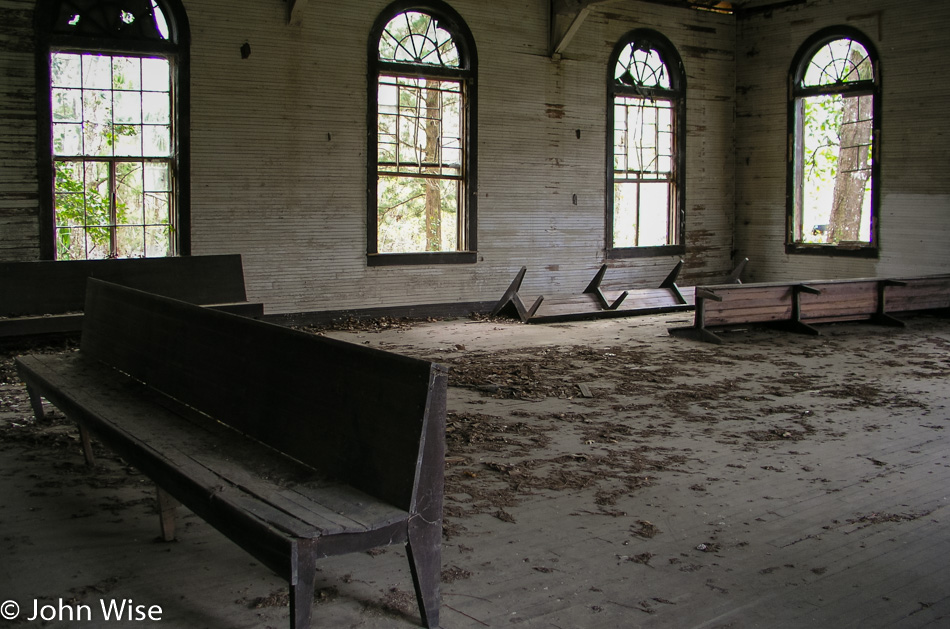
[378,11,459,67]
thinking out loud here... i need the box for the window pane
[53,123,83,155]
[82,55,111,89]
[145,225,171,257]
[142,91,169,123]
[638,182,671,246]
[613,182,639,248]
[378,82,398,112]
[54,193,84,227]
[116,225,145,257]
[145,192,170,224]
[84,161,111,225]
[112,56,141,90]
[51,53,81,88]
[56,227,85,260]
[116,162,144,225]
[52,88,82,122]
[85,226,111,259]
[142,58,170,91]
[377,175,459,253]
[114,124,143,156]
[143,124,171,156]
[144,162,170,192]
[113,90,142,123]
[54,161,82,192]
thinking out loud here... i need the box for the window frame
[35,0,190,260]
[786,26,881,258]
[606,29,686,260]
[366,0,477,267]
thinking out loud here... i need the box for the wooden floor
[1,313,948,628]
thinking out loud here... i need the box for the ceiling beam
[288,0,308,25]
[550,0,616,58]
[552,0,807,57]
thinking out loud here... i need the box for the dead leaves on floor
[436,334,950,536]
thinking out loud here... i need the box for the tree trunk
[827,93,872,243]
[828,49,873,244]
[423,80,442,251]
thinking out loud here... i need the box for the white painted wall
[16,1,948,316]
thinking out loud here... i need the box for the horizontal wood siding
[0,0,40,261]
[735,0,950,282]
[184,0,738,313]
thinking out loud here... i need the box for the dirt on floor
[2,312,950,628]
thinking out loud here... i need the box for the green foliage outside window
[51,51,173,259]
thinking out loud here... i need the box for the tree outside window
[788,28,880,256]
[607,30,685,259]
[368,2,477,265]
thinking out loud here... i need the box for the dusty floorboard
[0,313,948,628]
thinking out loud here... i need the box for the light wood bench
[15,279,447,628]
[668,274,950,343]
[0,255,263,339]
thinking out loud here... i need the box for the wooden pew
[0,255,263,339]
[492,259,747,324]
[15,279,447,629]
[668,274,950,343]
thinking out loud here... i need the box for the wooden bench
[0,255,264,340]
[15,279,447,628]
[492,259,747,323]
[668,274,950,343]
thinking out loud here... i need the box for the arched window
[368,1,477,265]
[787,27,880,256]
[36,0,190,260]
[607,29,685,258]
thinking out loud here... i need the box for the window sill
[607,245,685,259]
[785,243,879,259]
[367,251,478,266]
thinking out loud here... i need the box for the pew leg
[777,320,821,336]
[24,384,45,421]
[668,326,724,344]
[406,516,442,628]
[78,423,96,466]
[289,541,317,629]
[156,487,179,542]
[871,312,906,328]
